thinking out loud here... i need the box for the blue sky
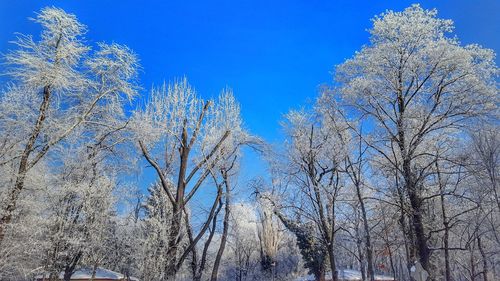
[2,0,498,142]
[1,0,498,199]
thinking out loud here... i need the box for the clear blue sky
[1,0,498,199]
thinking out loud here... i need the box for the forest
[0,3,498,281]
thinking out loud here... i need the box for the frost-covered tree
[0,161,49,280]
[283,108,347,281]
[0,7,139,245]
[207,94,256,281]
[223,203,260,281]
[40,123,129,281]
[336,4,498,277]
[455,128,500,281]
[1,4,498,281]
[256,192,284,278]
[132,80,245,279]
[263,104,348,281]
[318,94,377,281]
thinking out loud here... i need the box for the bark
[63,251,82,281]
[325,200,338,281]
[395,66,433,277]
[398,115,432,277]
[477,236,489,281]
[183,211,199,281]
[436,162,451,281]
[164,131,190,278]
[327,243,338,281]
[356,234,366,281]
[396,184,413,277]
[174,187,223,273]
[470,245,476,281]
[387,243,396,280]
[408,186,432,275]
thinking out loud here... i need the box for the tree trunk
[165,133,190,279]
[63,270,73,281]
[470,245,476,281]
[443,225,451,281]
[326,190,338,281]
[437,163,451,281]
[185,215,198,281]
[327,243,338,281]
[408,187,432,275]
[395,178,413,278]
[0,85,51,245]
[210,175,231,281]
[387,244,396,280]
[478,236,489,281]
[404,157,432,278]
[356,181,375,281]
[89,263,98,281]
[195,200,222,281]
[396,85,432,278]
[356,235,366,281]
[63,251,82,281]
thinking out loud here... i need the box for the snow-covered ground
[34,267,139,281]
[296,269,395,281]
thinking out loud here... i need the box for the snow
[35,267,139,280]
[338,269,395,280]
[297,269,395,281]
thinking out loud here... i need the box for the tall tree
[336,4,498,277]
[319,96,376,281]
[133,81,244,279]
[0,7,139,245]
[269,107,347,281]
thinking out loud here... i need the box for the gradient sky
[1,0,498,199]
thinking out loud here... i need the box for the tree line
[0,4,498,281]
